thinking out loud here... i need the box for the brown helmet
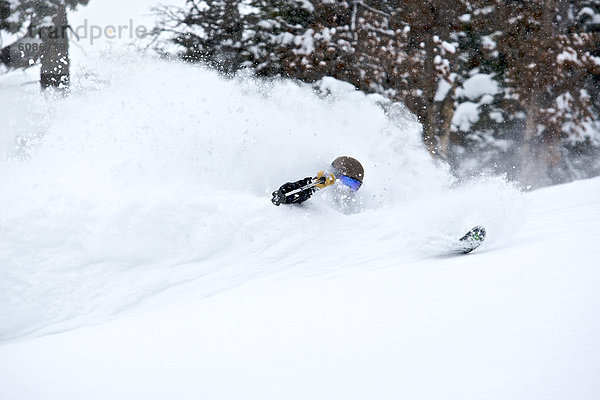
[331,156,364,183]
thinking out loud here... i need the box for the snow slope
[0,171,598,399]
[0,2,599,396]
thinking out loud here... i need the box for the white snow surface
[458,73,499,101]
[1,51,599,400]
[453,101,480,132]
[0,2,599,398]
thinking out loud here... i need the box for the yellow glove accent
[315,171,336,189]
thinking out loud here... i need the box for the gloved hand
[271,189,285,206]
[315,171,336,189]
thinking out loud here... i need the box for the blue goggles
[338,175,362,191]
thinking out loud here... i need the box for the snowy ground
[1,1,599,399]
[0,171,598,399]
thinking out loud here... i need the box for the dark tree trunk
[39,3,70,90]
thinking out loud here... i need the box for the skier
[271,156,364,206]
[271,156,487,252]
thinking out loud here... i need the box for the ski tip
[471,226,486,240]
[456,226,487,254]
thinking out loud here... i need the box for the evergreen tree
[151,0,600,186]
[492,0,600,185]
[175,0,245,73]
[446,1,516,178]
[0,0,90,89]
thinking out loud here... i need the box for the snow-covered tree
[151,0,600,187]
[0,0,90,89]
[172,0,245,73]
[491,0,600,185]
[445,2,515,178]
